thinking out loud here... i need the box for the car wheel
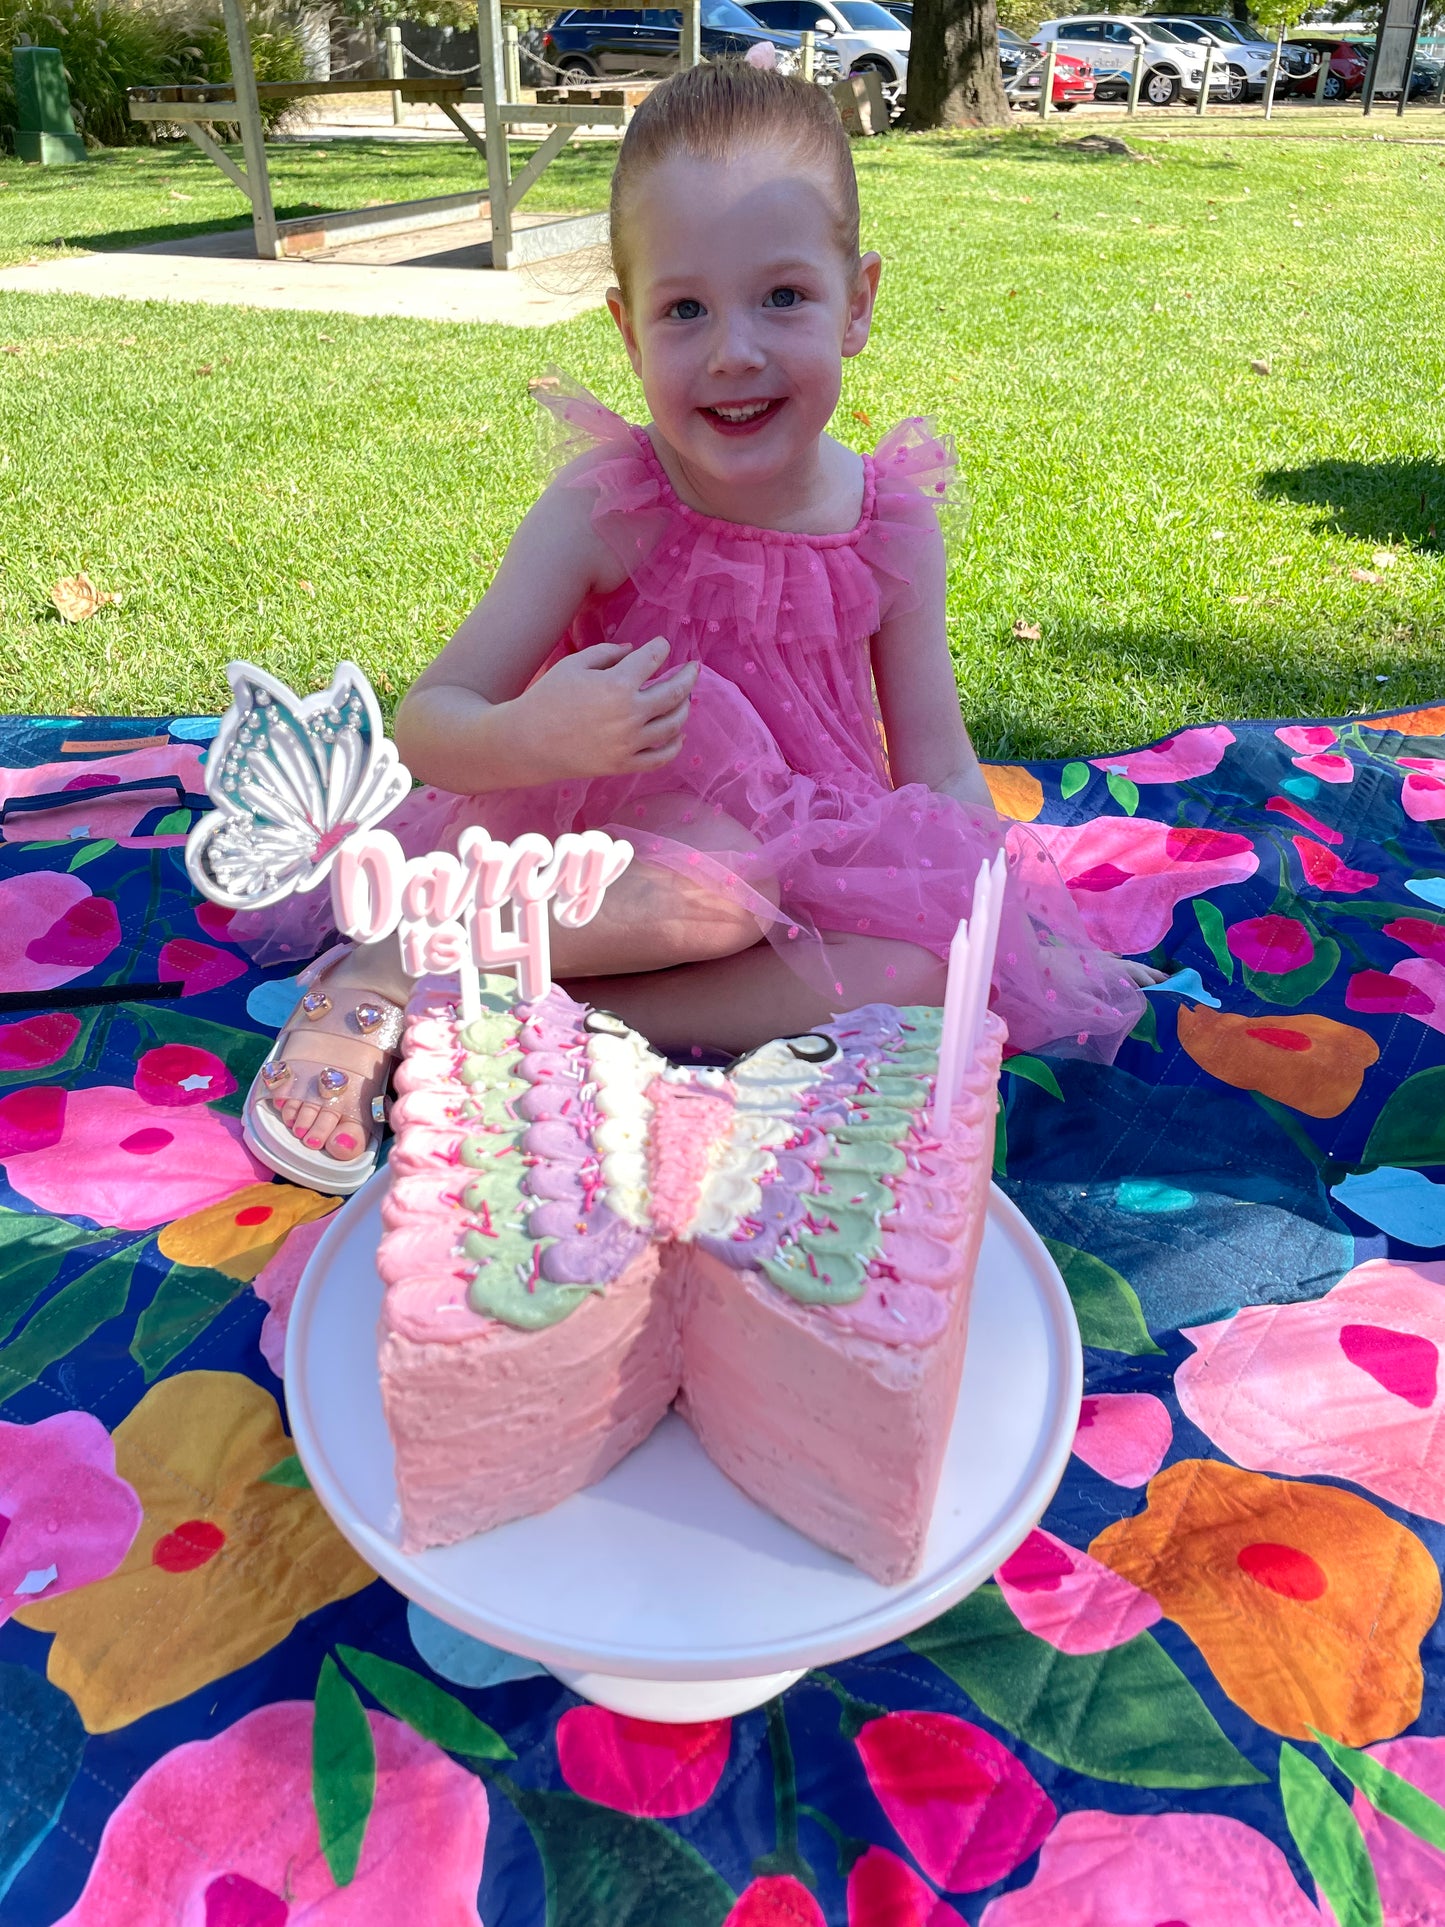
[556,54,597,78]
[1143,67,1181,105]
[1054,100,1075,110]
[1322,69,1344,99]
[1222,63,1247,102]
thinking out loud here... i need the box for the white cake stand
[285,1178,1082,1722]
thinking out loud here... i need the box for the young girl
[244,59,1151,1192]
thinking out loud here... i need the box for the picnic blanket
[0,702,1443,1926]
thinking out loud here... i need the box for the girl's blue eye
[669,298,705,321]
[765,287,803,310]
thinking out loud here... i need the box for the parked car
[883,0,910,23]
[1007,44,1095,108]
[746,0,911,99]
[1147,11,1313,79]
[1278,34,1367,99]
[1034,15,1230,104]
[540,4,843,81]
[1344,36,1441,99]
[1147,15,1274,99]
[997,23,1029,77]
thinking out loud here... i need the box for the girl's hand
[515,637,699,780]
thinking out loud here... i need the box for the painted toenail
[306,1136,325,1148]
[333,1133,355,1151]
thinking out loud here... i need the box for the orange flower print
[1089,1459,1440,1745]
[1175,1006,1379,1118]
[17,1371,374,1731]
[157,1181,340,1282]
[982,767,1045,822]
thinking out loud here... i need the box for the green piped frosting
[758,1017,939,1309]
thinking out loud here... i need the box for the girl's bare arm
[395,473,697,795]
[870,522,993,812]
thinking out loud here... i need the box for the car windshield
[1192,17,1251,40]
[834,1,905,25]
[706,0,770,27]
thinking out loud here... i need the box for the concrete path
[0,208,608,326]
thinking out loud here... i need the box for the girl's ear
[841,251,882,360]
[606,286,645,377]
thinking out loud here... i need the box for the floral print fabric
[0,702,1441,1923]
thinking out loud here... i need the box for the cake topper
[185,660,633,1012]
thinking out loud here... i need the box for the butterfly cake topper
[185,660,634,1008]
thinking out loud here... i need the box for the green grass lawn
[1,128,1442,758]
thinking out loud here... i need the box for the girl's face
[608,143,881,499]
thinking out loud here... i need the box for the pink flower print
[158,938,248,998]
[0,1411,141,1622]
[994,1527,1161,1654]
[1089,724,1234,785]
[0,874,119,993]
[1227,914,1315,975]
[1328,1737,1445,1927]
[847,1847,968,1927]
[556,1708,731,1816]
[1071,1393,1172,1487]
[1387,958,1445,1033]
[1345,969,1437,1017]
[194,902,237,943]
[0,1086,268,1230]
[0,1085,67,1158]
[0,1011,81,1071]
[725,1877,827,1927]
[1028,818,1258,953]
[1268,796,1345,844]
[1383,918,1445,966]
[133,1045,237,1109]
[978,1810,1324,1926]
[856,1710,1054,1892]
[1292,836,1379,895]
[1276,725,1353,784]
[1399,758,1445,822]
[1175,1258,1445,1523]
[53,1698,489,1925]
[0,746,205,846]
[252,1216,332,1378]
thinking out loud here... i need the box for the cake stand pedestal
[286,1181,1081,1723]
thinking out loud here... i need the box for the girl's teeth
[713,403,769,422]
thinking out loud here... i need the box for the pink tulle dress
[244,382,1144,1061]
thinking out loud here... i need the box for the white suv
[1149,15,1274,99]
[746,0,910,97]
[1034,15,1230,104]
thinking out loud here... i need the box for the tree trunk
[906,0,1011,128]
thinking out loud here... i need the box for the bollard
[1313,43,1332,101]
[504,21,520,100]
[386,20,405,124]
[1039,41,1057,117]
[800,27,814,80]
[1263,28,1282,118]
[1127,43,1146,113]
[1196,40,1213,114]
[13,45,87,164]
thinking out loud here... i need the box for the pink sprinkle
[806,1251,819,1277]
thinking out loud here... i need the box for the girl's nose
[707,312,766,376]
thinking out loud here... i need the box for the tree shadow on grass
[905,126,1241,169]
[1259,458,1445,553]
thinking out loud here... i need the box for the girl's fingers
[637,695,692,745]
[629,737,685,769]
[636,662,699,719]
[570,640,633,670]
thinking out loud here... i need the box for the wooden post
[800,27,814,80]
[478,0,513,266]
[681,0,702,69]
[1127,42,1146,113]
[222,0,278,258]
[504,21,521,100]
[1196,40,1213,114]
[1313,43,1332,101]
[1038,40,1056,116]
[386,21,406,124]
[1263,27,1282,118]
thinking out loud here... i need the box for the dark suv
[540,4,844,80]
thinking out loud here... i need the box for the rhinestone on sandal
[260,1059,289,1089]
[301,989,331,1019]
[318,1066,349,1095]
[355,1002,385,1034]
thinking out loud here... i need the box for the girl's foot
[245,947,407,1192]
